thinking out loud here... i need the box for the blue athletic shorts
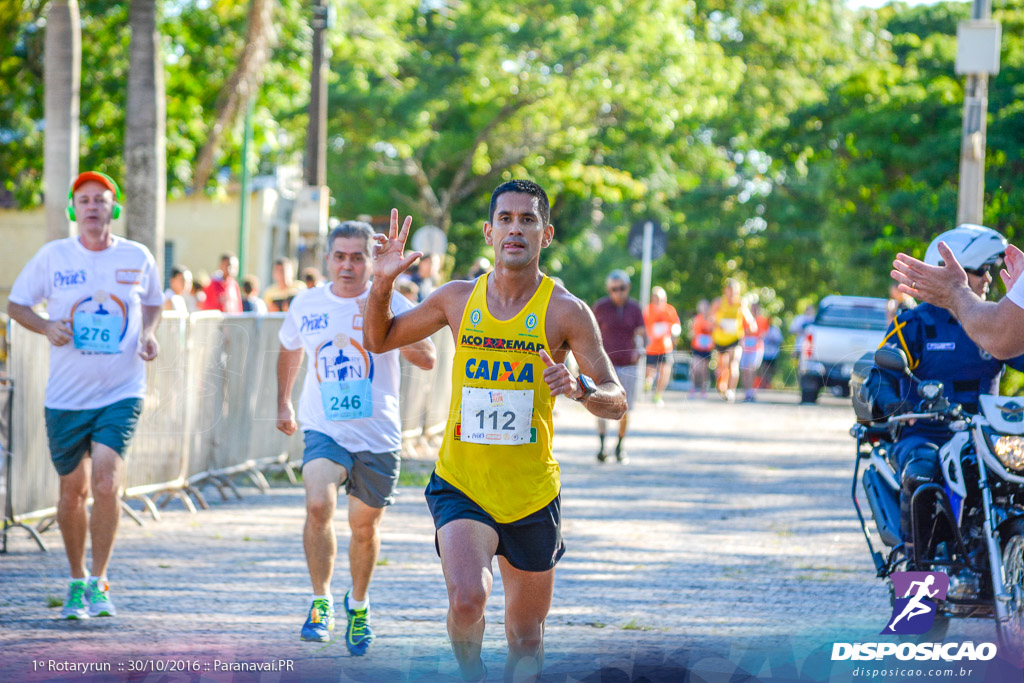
[424,471,565,572]
[302,430,400,508]
[44,397,144,476]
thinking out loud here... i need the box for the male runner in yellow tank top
[364,180,626,682]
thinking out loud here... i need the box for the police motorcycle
[851,346,1024,648]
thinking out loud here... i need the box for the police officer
[871,225,1024,563]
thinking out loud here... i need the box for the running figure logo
[881,571,949,635]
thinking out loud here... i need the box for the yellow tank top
[436,274,560,523]
[712,300,744,346]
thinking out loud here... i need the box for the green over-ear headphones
[67,171,123,221]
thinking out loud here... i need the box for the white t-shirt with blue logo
[9,236,163,410]
[279,283,415,454]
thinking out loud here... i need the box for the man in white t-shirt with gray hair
[276,220,435,652]
[7,171,163,620]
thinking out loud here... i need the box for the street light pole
[956,0,993,226]
[305,0,328,187]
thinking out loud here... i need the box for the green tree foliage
[322,0,743,288]
[0,0,309,206]
[756,1,1024,313]
[5,0,1024,327]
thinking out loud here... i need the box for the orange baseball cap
[71,171,120,196]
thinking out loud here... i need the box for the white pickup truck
[798,295,890,404]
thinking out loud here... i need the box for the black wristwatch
[573,374,597,402]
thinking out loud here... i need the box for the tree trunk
[43,0,80,242]
[191,0,275,193]
[125,0,167,278]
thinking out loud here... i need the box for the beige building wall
[0,191,279,308]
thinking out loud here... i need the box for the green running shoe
[343,591,374,656]
[300,598,335,642]
[87,578,116,617]
[61,580,89,620]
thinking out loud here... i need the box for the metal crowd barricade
[188,314,304,499]
[183,311,225,483]
[3,309,453,549]
[1,372,45,552]
[244,314,304,480]
[121,312,191,519]
[398,328,455,458]
[424,330,455,440]
[7,322,58,539]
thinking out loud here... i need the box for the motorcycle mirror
[874,346,910,376]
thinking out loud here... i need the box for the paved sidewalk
[0,391,1006,681]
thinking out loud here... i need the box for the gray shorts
[614,365,638,410]
[302,430,400,508]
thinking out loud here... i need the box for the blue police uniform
[874,302,1024,558]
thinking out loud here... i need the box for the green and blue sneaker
[87,578,116,617]
[61,580,89,620]
[344,591,374,656]
[300,598,335,642]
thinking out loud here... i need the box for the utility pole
[297,0,332,272]
[305,0,329,186]
[955,0,1000,226]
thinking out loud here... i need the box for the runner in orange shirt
[689,300,714,398]
[643,287,681,407]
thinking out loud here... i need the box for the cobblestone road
[0,391,1011,682]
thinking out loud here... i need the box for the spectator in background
[163,264,192,315]
[643,286,681,407]
[242,275,268,314]
[395,279,419,303]
[263,257,305,312]
[189,273,208,312]
[739,300,768,402]
[302,267,325,289]
[409,253,442,302]
[759,316,784,389]
[467,256,491,280]
[886,283,916,325]
[592,269,646,463]
[789,303,816,359]
[200,253,243,313]
[689,299,714,398]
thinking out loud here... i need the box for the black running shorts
[424,471,565,572]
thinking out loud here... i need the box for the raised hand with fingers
[891,242,967,310]
[371,208,423,283]
[1001,244,1024,291]
[539,348,579,399]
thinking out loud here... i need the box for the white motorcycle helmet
[924,224,1007,271]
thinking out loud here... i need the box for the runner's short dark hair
[489,180,550,226]
[169,264,189,280]
[327,220,374,256]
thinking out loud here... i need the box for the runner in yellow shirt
[710,278,756,401]
[363,180,626,682]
